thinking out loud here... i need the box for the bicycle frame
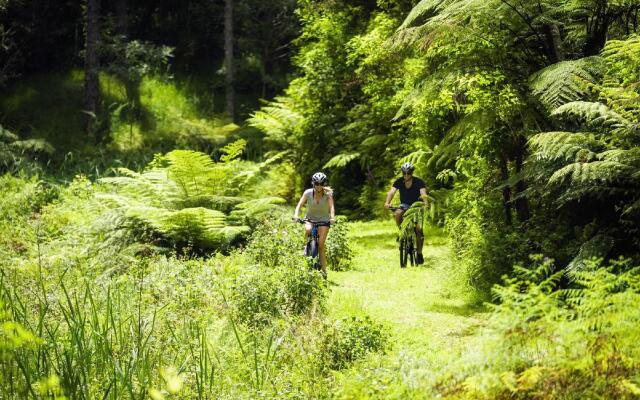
[297,218,331,272]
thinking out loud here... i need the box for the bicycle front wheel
[407,237,415,267]
[399,239,407,268]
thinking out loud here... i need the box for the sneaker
[416,253,424,265]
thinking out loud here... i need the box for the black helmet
[311,172,327,185]
[400,162,415,174]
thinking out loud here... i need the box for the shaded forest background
[1,0,640,398]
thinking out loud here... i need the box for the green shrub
[228,262,326,328]
[318,316,389,371]
[326,216,354,271]
[439,255,640,399]
[245,213,305,269]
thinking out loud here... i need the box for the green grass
[327,219,489,396]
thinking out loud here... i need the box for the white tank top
[304,188,331,222]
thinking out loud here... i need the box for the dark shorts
[399,203,411,210]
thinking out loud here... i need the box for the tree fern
[323,152,360,169]
[99,149,285,252]
[566,234,615,279]
[398,0,450,30]
[551,101,630,134]
[530,57,604,110]
[248,96,303,148]
[0,124,54,172]
[529,131,600,163]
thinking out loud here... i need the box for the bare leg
[304,222,312,240]
[317,225,330,275]
[394,209,405,227]
[416,224,424,254]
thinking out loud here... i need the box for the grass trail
[328,219,487,363]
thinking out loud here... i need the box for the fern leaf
[0,125,19,143]
[248,96,303,147]
[323,153,360,169]
[529,131,600,163]
[549,160,634,185]
[552,101,629,131]
[398,0,448,29]
[566,234,615,280]
[530,57,604,110]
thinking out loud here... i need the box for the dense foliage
[252,0,640,293]
[1,0,639,398]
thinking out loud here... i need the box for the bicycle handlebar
[294,218,334,226]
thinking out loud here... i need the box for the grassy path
[328,219,487,365]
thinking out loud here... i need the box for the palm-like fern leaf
[551,101,630,132]
[323,152,360,169]
[248,96,303,147]
[530,57,604,110]
[529,131,600,163]
[398,0,449,29]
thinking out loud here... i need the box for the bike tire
[407,237,415,267]
[307,239,321,271]
[399,238,407,268]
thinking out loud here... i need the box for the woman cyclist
[293,172,336,277]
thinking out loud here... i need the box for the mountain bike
[389,207,418,268]
[296,218,332,276]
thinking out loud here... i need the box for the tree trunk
[499,155,513,226]
[545,23,563,63]
[584,15,609,56]
[115,0,128,37]
[83,0,100,138]
[224,0,235,121]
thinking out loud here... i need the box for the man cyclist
[383,162,428,265]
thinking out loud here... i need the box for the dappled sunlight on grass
[328,219,489,385]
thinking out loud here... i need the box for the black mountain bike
[296,218,332,274]
[389,207,418,268]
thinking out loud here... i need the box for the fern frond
[566,234,615,280]
[551,101,629,132]
[248,96,303,147]
[228,197,287,226]
[398,0,448,29]
[10,139,55,155]
[219,139,246,163]
[530,57,604,110]
[529,131,600,163]
[323,153,360,169]
[0,125,19,143]
[549,160,635,185]
[233,151,288,190]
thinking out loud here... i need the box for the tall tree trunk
[499,155,513,226]
[115,0,127,37]
[83,0,100,138]
[224,0,235,121]
[545,23,563,63]
[585,14,609,56]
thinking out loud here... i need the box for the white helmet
[311,172,327,185]
[400,162,415,174]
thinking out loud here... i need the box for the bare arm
[293,193,307,220]
[420,187,428,206]
[328,195,336,223]
[384,187,397,208]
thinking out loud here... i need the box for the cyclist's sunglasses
[313,182,325,186]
